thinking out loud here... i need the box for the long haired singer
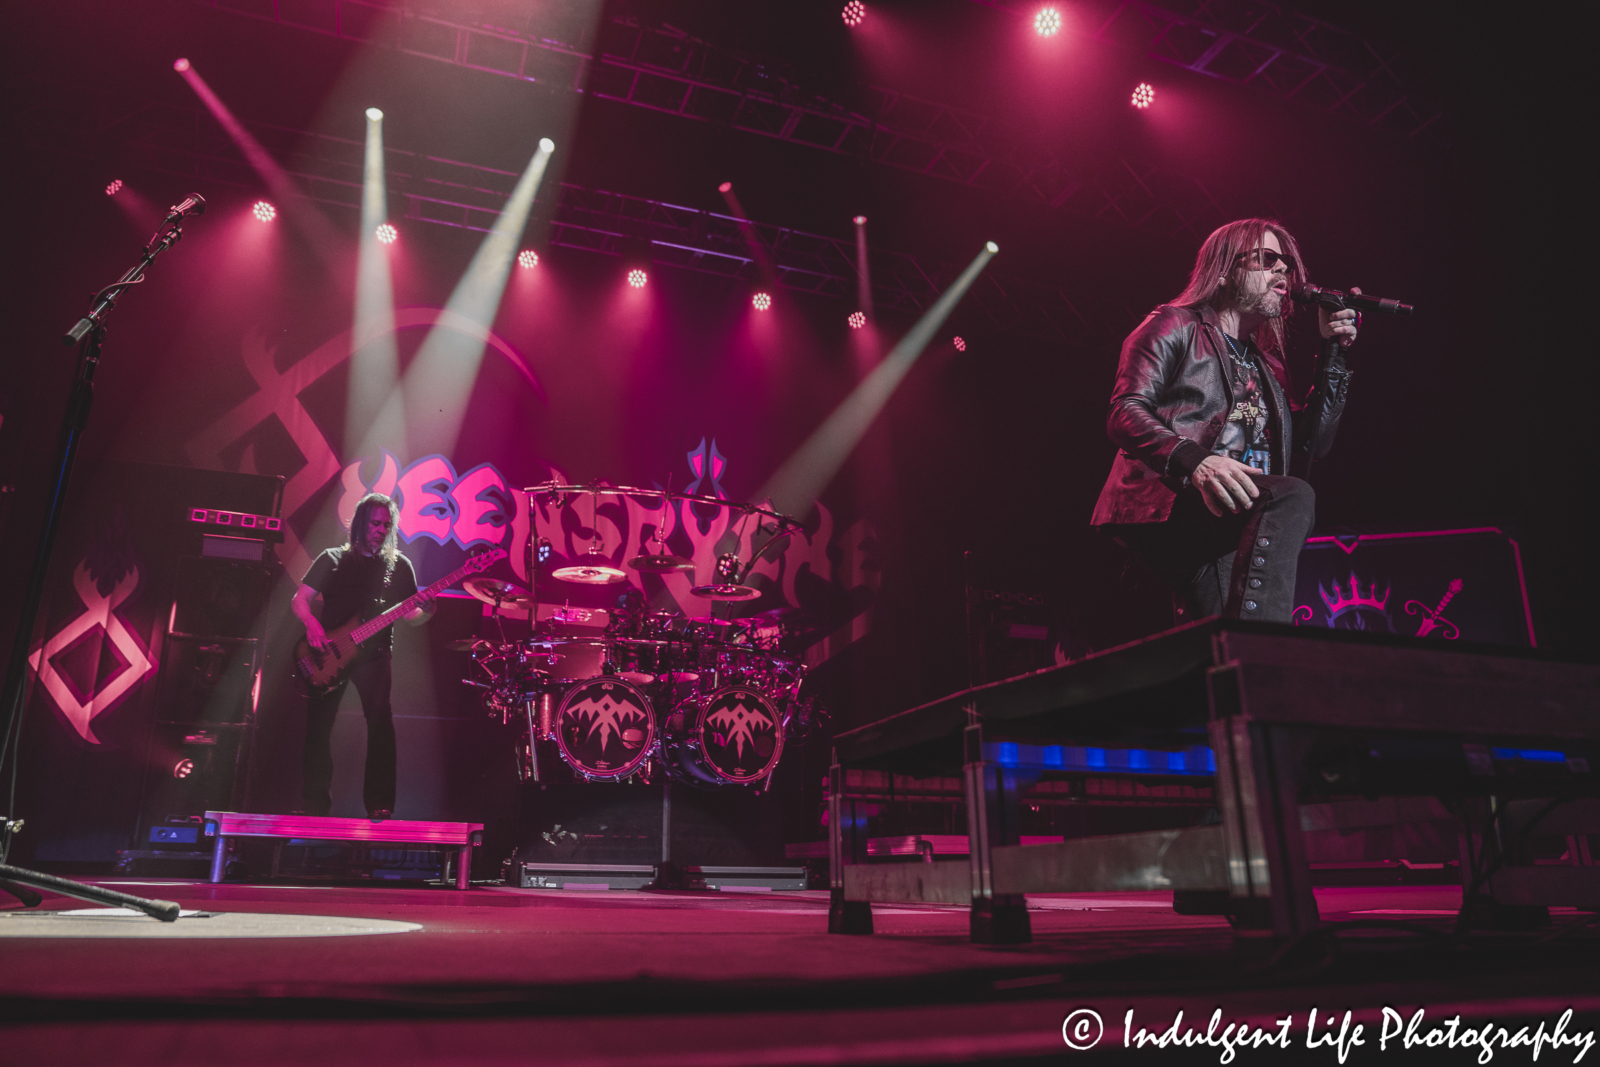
[1091,218,1360,623]
[290,493,435,820]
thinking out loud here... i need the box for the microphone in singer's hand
[1292,284,1413,315]
[165,193,207,222]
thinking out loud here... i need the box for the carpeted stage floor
[4,879,1598,1065]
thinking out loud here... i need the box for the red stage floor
[4,879,1598,1065]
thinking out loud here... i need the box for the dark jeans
[303,651,396,816]
[1116,475,1316,623]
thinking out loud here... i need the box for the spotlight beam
[391,138,555,458]
[175,60,342,269]
[346,107,402,456]
[717,183,778,287]
[853,215,873,317]
[758,243,998,517]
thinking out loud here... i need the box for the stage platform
[3,876,1599,1065]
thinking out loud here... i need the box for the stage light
[841,1,865,27]
[752,292,772,311]
[375,222,397,245]
[105,179,122,196]
[848,311,866,329]
[173,758,194,779]
[518,249,539,269]
[953,336,966,352]
[627,268,648,289]
[1132,82,1155,109]
[252,200,276,222]
[366,107,383,121]
[539,137,554,152]
[1034,7,1061,36]
[173,58,190,72]
[853,215,867,225]
[718,181,733,193]
[986,241,999,253]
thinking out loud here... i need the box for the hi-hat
[689,583,762,601]
[463,577,533,608]
[444,637,496,651]
[627,551,695,573]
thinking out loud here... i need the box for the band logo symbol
[28,560,155,744]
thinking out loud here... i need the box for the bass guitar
[294,548,506,692]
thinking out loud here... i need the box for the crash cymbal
[689,583,762,601]
[463,577,534,608]
[626,551,695,573]
[550,562,629,584]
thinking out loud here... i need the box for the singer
[1090,218,1358,623]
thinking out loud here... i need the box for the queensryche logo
[1057,1006,1597,1063]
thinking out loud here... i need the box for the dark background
[0,0,1593,858]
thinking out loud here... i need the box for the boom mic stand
[0,195,209,922]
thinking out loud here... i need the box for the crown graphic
[1319,573,1391,618]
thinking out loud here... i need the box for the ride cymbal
[550,563,629,584]
[689,583,762,601]
[626,552,695,573]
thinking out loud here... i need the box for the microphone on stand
[1292,284,1414,315]
[164,193,207,223]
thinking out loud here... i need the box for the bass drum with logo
[552,676,656,781]
[662,685,784,787]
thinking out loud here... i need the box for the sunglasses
[1234,248,1298,274]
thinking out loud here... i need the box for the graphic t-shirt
[302,547,418,652]
[1214,333,1274,473]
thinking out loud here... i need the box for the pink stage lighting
[518,250,539,269]
[841,1,865,27]
[718,181,733,193]
[252,200,276,222]
[847,311,866,329]
[375,222,397,245]
[1132,82,1155,109]
[1034,7,1061,36]
[853,215,867,225]
[752,292,772,311]
[105,179,123,196]
[173,58,191,72]
[953,336,967,352]
[627,268,648,289]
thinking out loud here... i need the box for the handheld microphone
[165,193,207,222]
[1292,284,1413,315]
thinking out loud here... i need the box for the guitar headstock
[464,548,508,574]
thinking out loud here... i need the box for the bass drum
[663,686,784,787]
[553,677,656,781]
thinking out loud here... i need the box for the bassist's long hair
[346,493,401,566]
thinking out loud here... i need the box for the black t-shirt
[1215,333,1274,473]
[302,547,418,651]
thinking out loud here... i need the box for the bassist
[290,493,434,820]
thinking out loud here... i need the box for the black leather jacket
[1091,303,1351,526]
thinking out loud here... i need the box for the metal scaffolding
[5,77,1103,343]
[194,0,1245,241]
[981,0,1444,142]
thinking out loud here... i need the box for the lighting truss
[3,77,1097,343]
[191,0,1244,240]
[977,0,1445,142]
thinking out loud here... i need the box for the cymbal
[690,583,762,601]
[550,563,629,584]
[463,577,534,608]
[626,551,695,573]
[443,637,495,651]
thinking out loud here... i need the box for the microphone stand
[0,211,201,922]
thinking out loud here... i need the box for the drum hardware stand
[0,196,206,922]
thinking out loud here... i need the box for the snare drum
[552,676,656,781]
[662,685,784,787]
[525,638,608,684]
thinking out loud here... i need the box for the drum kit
[452,484,821,790]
